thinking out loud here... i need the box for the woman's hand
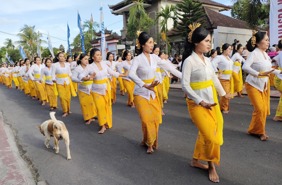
[259,69,274,76]
[224,93,232,99]
[143,81,160,92]
[199,101,217,110]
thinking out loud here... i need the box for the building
[91,29,122,56]
[109,0,252,54]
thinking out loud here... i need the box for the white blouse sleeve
[156,57,182,79]
[107,65,120,78]
[71,67,81,83]
[78,66,91,81]
[129,58,145,88]
[242,52,260,77]
[181,59,203,104]
[28,65,35,80]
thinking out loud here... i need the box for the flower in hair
[251,30,258,47]
[136,30,142,49]
[188,23,201,43]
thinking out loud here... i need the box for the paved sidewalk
[0,112,36,185]
[170,82,281,98]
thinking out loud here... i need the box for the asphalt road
[0,85,282,185]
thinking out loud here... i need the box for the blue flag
[77,12,86,54]
[19,46,27,59]
[5,51,14,65]
[67,24,72,55]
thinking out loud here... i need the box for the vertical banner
[67,24,72,55]
[100,6,107,60]
[78,12,86,54]
[19,46,27,59]
[270,0,282,46]
[37,32,41,58]
[47,33,55,58]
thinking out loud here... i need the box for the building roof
[109,0,231,11]
[91,32,121,44]
[204,7,250,29]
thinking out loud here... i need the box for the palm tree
[127,0,154,39]
[17,25,42,58]
[83,19,99,40]
[4,39,15,50]
[156,5,177,54]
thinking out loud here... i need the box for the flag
[100,6,107,60]
[47,33,55,58]
[78,12,86,54]
[67,24,72,55]
[90,14,94,40]
[5,51,14,65]
[270,0,282,45]
[19,46,27,59]
[37,32,41,58]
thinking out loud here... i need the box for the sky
[0,0,232,49]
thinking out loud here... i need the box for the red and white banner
[270,0,282,45]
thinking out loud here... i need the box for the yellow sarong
[56,73,77,97]
[78,88,97,121]
[45,84,58,108]
[219,70,233,111]
[134,78,162,148]
[92,78,112,127]
[123,79,135,106]
[187,79,223,165]
[245,82,270,135]
[274,71,282,117]
[110,77,117,103]
[163,76,170,101]
[232,62,243,93]
[28,79,37,97]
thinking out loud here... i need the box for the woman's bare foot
[163,100,168,104]
[120,91,125,96]
[50,107,54,111]
[131,104,135,108]
[147,146,154,154]
[260,134,269,141]
[62,113,68,117]
[98,126,106,134]
[273,116,282,122]
[41,101,46,106]
[85,120,91,125]
[208,162,219,183]
[162,110,165,115]
[222,110,229,114]
[190,159,208,170]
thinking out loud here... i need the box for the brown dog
[39,112,71,160]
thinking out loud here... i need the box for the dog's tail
[50,112,57,121]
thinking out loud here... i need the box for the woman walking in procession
[242,31,282,141]
[181,23,231,183]
[129,31,182,154]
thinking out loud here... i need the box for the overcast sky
[0,0,232,49]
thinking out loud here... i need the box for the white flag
[270,0,282,46]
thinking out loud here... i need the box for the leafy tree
[231,0,270,28]
[156,5,177,54]
[4,39,15,50]
[175,0,205,37]
[8,49,21,62]
[127,0,154,39]
[17,25,43,58]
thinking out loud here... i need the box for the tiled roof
[204,7,250,29]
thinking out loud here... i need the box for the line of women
[1,25,281,184]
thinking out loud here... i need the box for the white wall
[213,26,252,48]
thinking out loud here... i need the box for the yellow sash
[258,72,271,115]
[93,78,108,84]
[81,80,93,86]
[56,73,77,97]
[221,70,234,97]
[34,73,41,79]
[156,68,161,73]
[45,76,52,81]
[143,78,154,84]
[190,79,224,145]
